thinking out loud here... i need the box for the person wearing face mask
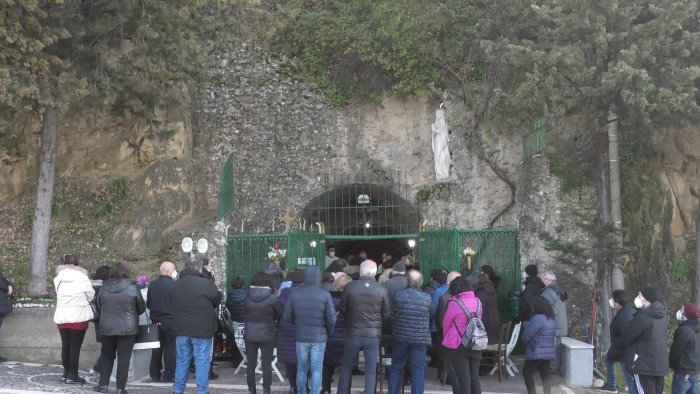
[598,290,637,394]
[669,303,700,394]
[147,261,178,383]
[623,286,669,394]
[325,246,339,267]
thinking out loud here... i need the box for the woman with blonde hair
[53,254,94,384]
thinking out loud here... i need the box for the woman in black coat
[226,276,246,322]
[94,262,146,394]
[245,272,281,394]
[474,273,501,345]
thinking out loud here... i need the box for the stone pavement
[0,361,595,394]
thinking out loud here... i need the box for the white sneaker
[88,369,99,376]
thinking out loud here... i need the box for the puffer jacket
[669,319,700,374]
[325,291,347,366]
[0,270,13,315]
[277,284,300,364]
[475,282,501,345]
[540,284,568,336]
[226,288,246,322]
[606,305,635,361]
[624,302,669,376]
[98,279,146,336]
[522,313,556,360]
[392,287,432,345]
[244,286,281,342]
[53,265,95,324]
[283,267,336,343]
[442,291,482,349]
[340,276,390,338]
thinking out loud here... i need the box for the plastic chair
[232,322,247,375]
[489,321,521,377]
[232,322,284,383]
[482,321,511,381]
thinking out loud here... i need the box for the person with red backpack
[441,276,483,394]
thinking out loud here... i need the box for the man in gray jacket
[540,270,568,373]
[284,266,336,394]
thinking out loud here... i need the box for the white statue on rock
[431,106,451,181]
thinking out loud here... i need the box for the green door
[286,231,326,271]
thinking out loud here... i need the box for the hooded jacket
[244,285,281,342]
[606,305,635,361]
[540,284,568,336]
[53,265,95,324]
[98,279,146,336]
[340,276,390,338]
[669,319,700,374]
[442,291,482,349]
[519,275,544,320]
[283,266,336,343]
[225,288,246,322]
[624,301,669,376]
[475,282,502,345]
[170,269,222,338]
[392,286,432,345]
[522,314,556,360]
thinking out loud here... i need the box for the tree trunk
[595,132,613,360]
[28,107,59,296]
[694,200,700,305]
[608,109,625,291]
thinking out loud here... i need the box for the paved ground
[0,359,596,394]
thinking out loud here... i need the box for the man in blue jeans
[389,270,432,394]
[337,260,390,394]
[169,260,222,394]
[284,266,336,394]
[599,290,637,394]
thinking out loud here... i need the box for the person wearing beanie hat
[669,302,700,394]
[624,286,668,394]
[520,264,544,321]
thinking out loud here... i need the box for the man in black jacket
[389,270,432,394]
[147,261,177,383]
[337,260,390,394]
[519,264,544,320]
[170,260,222,394]
[669,302,700,394]
[284,266,336,394]
[624,286,668,394]
[599,290,636,394]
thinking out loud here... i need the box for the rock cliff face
[0,41,697,335]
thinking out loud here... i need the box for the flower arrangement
[137,275,150,287]
[268,242,287,266]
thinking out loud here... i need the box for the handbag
[88,297,100,322]
[218,303,236,339]
[134,310,160,350]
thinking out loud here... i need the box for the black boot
[263,390,271,394]
[249,388,256,394]
[115,389,128,394]
[65,373,86,384]
[93,386,108,393]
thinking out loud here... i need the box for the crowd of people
[0,247,691,394]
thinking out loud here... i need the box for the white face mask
[634,296,644,309]
[329,251,335,258]
[171,270,178,280]
[609,298,616,309]
[677,309,687,322]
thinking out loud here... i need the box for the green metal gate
[226,231,326,286]
[419,228,520,320]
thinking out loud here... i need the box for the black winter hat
[392,261,406,274]
[524,264,538,277]
[640,286,661,304]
